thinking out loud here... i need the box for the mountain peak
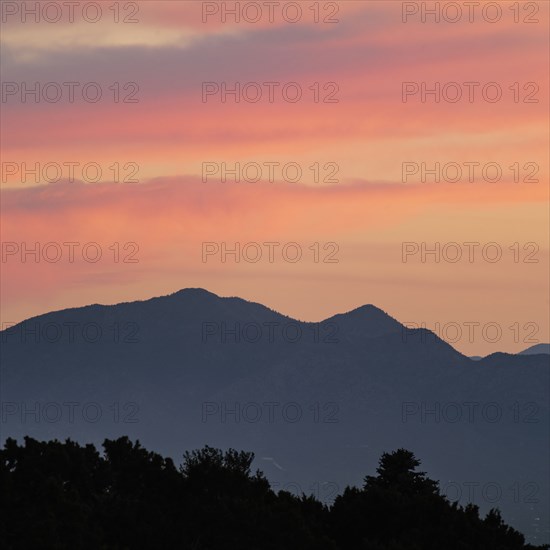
[170,288,219,298]
[322,303,403,339]
[518,343,550,356]
[331,303,398,322]
[347,304,388,316]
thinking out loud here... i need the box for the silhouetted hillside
[1,437,547,550]
[1,289,548,544]
[519,343,550,356]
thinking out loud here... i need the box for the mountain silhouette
[519,343,550,356]
[1,288,548,544]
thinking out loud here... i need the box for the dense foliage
[0,437,546,550]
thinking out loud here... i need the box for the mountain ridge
[2,287,398,331]
[1,288,548,543]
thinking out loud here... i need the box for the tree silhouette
[0,437,547,550]
[364,448,439,496]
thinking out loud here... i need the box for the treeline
[0,437,546,550]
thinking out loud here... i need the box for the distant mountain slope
[1,289,548,544]
[518,343,550,356]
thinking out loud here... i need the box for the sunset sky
[1,0,549,355]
